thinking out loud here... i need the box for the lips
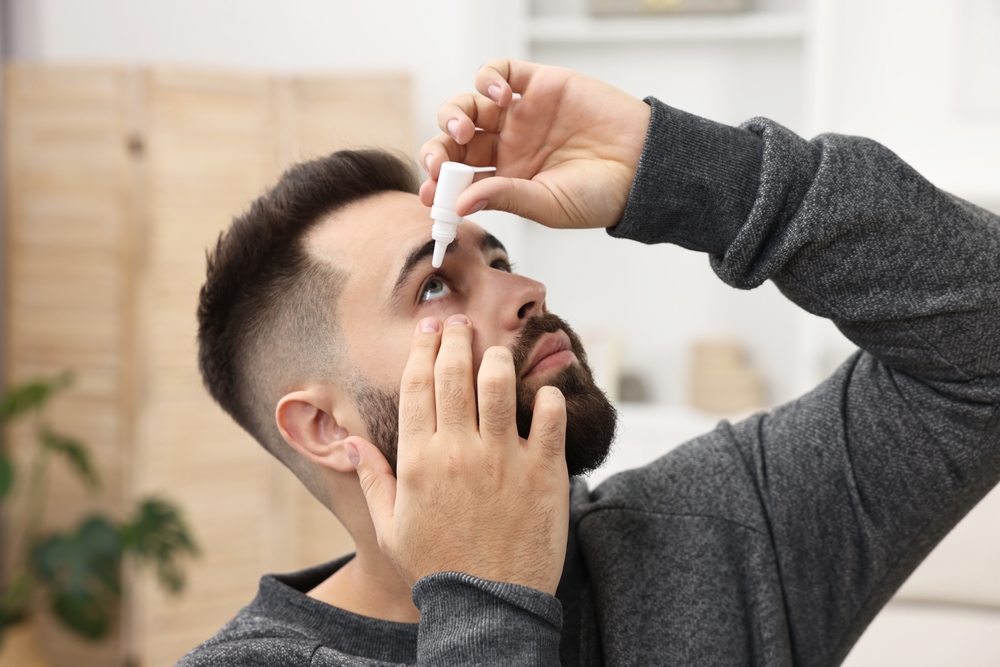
[521,330,578,379]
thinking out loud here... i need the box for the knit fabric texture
[177,98,1000,666]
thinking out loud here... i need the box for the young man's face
[308,190,616,476]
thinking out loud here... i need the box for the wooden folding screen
[4,64,412,667]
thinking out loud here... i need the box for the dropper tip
[431,241,447,268]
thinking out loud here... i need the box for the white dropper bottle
[430,162,496,268]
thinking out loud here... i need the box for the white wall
[818,0,1000,204]
[7,0,999,407]
[6,0,518,146]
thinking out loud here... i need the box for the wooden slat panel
[4,65,134,666]
[4,62,132,541]
[132,68,283,667]
[6,65,413,667]
[282,75,414,165]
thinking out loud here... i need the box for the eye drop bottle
[430,162,496,268]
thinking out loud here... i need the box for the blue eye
[419,277,452,303]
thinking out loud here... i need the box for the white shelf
[528,11,806,45]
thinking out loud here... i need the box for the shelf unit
[527,10,806,44]
[477,0,856,417]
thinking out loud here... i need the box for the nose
[503,274,546,331]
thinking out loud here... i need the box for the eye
[419,276,453,303]
[491,258,513,273]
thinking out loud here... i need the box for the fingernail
[446,314,469,326]
[424,153,433,170]
[488,84,501,102]
[419,317,441,333]
[344,441,360,469]
[468,199,488,214]
[447,118,459,139]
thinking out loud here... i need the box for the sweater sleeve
[411,572,563,666]
[611,98,1000,666]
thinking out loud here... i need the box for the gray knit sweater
[177,99,1000,666]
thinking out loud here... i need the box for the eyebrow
[390,231,508,302]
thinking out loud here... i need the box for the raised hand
[420,59,651,231]
[345,315,570,595]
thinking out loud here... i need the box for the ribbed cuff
[609,97,765,257]
[413,572,562,666]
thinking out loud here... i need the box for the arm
[410,573,562,665]
[615,98,1000,665]
[421,59,999,664]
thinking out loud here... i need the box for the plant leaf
[31,517,123,641]
[0,453,13,500]
[121,498,199,594]
[40,429,100,490]
[0,572,33,627]
[0,373,73,423]
[51,588,114,640]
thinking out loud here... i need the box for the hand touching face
[345,315,572,595]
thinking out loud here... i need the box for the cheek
[344,320,413,389]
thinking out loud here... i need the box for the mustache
[509,312,589,378]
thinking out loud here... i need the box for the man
[181,60,1000,666]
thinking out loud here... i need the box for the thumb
[458,177,565,228]
[345,437,397,540]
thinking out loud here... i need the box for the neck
[307,538,420,624]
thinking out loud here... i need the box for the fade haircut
[197,150,419,466]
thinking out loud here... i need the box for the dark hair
[197,149,419,459]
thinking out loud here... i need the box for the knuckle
[481,410,511,439]
[442,448,468,477]
[480,381,514,419]
[399,398,427,434]
[479,373,509,398]
[538,418,565,446]
[437,397,469,427]
[483,345,514,366]
[401,372,434,395]
[537,385,565,406]
[437,361,470,384]
[357,469,378,497]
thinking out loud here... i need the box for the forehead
[306,190,487,295]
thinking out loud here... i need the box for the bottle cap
[430,162,496,267]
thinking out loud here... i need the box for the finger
[421,131,500,183]
[477,346,518,449]
[475,59,542,103]
[437,93,504,140]
[435,314,477,432]
[456,176,565,227]
[526,386,567,462]
[346,436,397,545]
[398,317,442,445]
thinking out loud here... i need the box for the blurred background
[0,0,998,666]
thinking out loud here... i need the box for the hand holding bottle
[420,59,651,231]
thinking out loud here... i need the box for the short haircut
[197,150,419,461]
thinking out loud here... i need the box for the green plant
[0,373,198,641]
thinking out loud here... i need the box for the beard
[353,312,618,478]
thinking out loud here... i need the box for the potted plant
[0,373,197,665]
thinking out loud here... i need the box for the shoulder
[175,610,319,667]
[573,418,768,533]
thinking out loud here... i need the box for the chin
[515,360,618,478]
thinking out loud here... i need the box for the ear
[276,390,357,473]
